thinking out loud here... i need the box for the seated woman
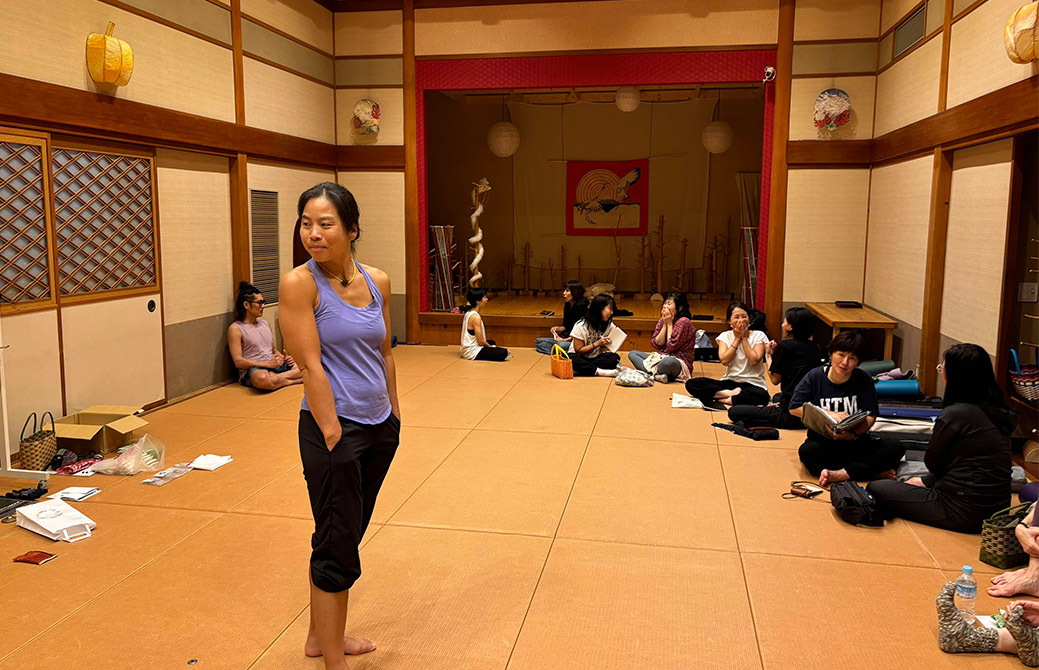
[727,306,824,428]
[228,281,302,390]
[789,331,904,485]
[685,301,771,407]
[866,344,1013,533]
[569,293,622,377]
[460,287,510,361]
[535,279,588,354]
[627,292,695,383]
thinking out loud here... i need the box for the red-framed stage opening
[415,49,777,320]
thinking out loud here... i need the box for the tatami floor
[0,345,1028,669]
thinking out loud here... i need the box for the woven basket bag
[19,412,57,471]
[980,502,1034,570]
[550,344,573,380]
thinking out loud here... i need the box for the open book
[604,324,627,353]
[801,402,869,436]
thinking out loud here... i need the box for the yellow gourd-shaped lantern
[86,22,134,86]
[1005,2,1038,64]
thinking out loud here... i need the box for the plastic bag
[614,367,654,387]
[116,434,166,472]
[91,445,147,476]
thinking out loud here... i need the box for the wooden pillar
[996,137,1027,394]
[937,0,954,112]
[919,148,953,396]
[763,0,795,337]
[403,0,421,343]
[230,0,245,125]
[230,153,251,288]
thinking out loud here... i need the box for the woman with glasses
[867,343,1015,533]
[228,281,302,390]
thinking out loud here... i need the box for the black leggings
[864,480,1006,534]
[475,339,509,361]
[299,410,399,593]
[685,378,770,406]
[797,431,905,481]
[727,404,803,429]
[572,351,621,377]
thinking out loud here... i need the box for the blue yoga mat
[875,380,921,398]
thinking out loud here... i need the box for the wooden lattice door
[0,135,56,312]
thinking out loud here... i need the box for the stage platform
[417,294,734,348]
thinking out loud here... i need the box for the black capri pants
[299,409,399,593]
[685,378,770,406]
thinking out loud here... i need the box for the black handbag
[829,480,884,527]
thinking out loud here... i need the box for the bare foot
[304,634,376,658]
[714,388,742,400]
[875,469,897,481]
[819,468,850,486]
[989,568,1039,598]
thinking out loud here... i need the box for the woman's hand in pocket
[322,424,342,451]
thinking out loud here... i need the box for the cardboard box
[53,405,149,456]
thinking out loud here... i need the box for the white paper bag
[16,499,96,542]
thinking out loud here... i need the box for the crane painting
[565,159,649,236]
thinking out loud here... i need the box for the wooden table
[806,303,897,361]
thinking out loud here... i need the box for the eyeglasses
[250,300,266,306]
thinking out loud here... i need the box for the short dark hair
[296,182,361,251]
[726,301,750,321]
[785,306,816,340]
[585,293,616,334]
[465,287,487,310]
[565,279,585,303]
[942,343,1006,409]
[828,331,867,360]
[666,292,692,322]
[235,281,260,321]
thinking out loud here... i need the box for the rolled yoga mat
[874,379,921,397]
[859,360,896,376]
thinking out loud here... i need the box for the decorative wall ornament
[352,98,381,134]
[486,121,520,158]
[468,178,491,287]
[86,22,134,87]
[813,88,852,132]
[615,86,641,112]
[1005,2,1038,64]
[701,121,734,154]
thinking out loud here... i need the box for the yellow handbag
[550,344,573,380]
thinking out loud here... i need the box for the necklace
[319,261,357,286]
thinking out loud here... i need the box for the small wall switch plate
[1020,283,1039,303]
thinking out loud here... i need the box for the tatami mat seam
[902,522,945,571]
[0,512,228,664]
[379,520,567,540]
[739,549,943,570]
[716,441,768,670]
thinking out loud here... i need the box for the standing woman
[279,182,400,669]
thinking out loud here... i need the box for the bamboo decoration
[577,255,583,285]
[674,238,688,291]
[539,262,545,293]
[655,215,666,295]
[504,255,514,292]
[547,257,556,293]
[468,177,491,287]
[612,234,622,287]
[522,242,532,295]
[560,245,567,282]
[637,236,649,297]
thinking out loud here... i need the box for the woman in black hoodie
[867,343,1016,533]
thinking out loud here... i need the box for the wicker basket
[550,344,573,380]
[1011,364,1039,402]
[19,412,57,471]
[980,502,1034,570]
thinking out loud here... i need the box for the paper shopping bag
[16,499,96,542]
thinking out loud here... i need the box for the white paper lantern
[487,121,520,158]
[701,121,734,154]
[615,86,640,112]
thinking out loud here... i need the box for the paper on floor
[671,394,704,409]
[189,454,234,471]
[48,487,100,502]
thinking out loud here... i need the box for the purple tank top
[300,259,391,424]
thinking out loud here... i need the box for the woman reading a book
[684,301,771,407]
[867,344,1014,534]
[789,331,904,486]
[569,293,622,377]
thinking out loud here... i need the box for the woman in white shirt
[569,293,622,377]
[685,301,770,408]
[460,287,510,361]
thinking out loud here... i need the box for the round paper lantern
[701,121,734,154]
[615,87,640,112]
[86,22,134,86]
[1005,1,1038,64]
[486,122,520,158]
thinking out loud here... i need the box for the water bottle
[954,565,977,623]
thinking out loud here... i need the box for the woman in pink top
[627,292,697,383]
[228,281,302,390]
